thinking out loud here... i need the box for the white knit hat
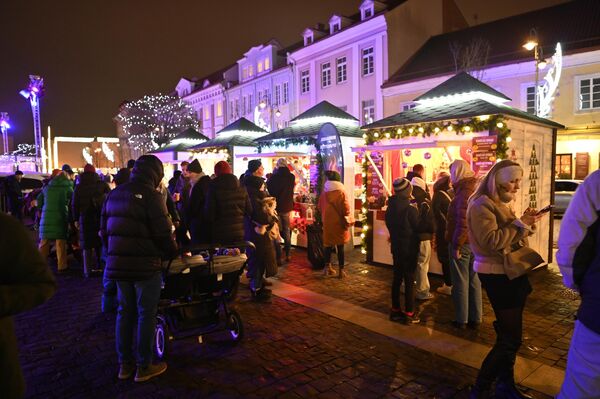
[410,176,427,191]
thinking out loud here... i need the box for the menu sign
[472,136,498,177]
[366,151,385,208]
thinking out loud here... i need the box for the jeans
[39,239,68,270]
[559,321,600,398]
[274,212,291,261]
[116,272,162,367]
[415,240,431,297]
[436,236,452,286]
[391,251,417,313]
[82,248,101,276]
[102,267,117,313]
[449,244,481,324]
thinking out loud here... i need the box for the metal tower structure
[20,75,44,171]
[0,113,10,154]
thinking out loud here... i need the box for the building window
[362,99,375,125]
[265,58,270,70]
[401,102,416,111]
[234,98,240,118]
[204,107,210,120]
[321,62,331,88]
[332,23,340,33]
[526,85,536,114]
[248,94,253,113]
[275,85,281,106]
[258,61,263,73]
[258,90,263,106]
[304,34,313,46]
[242,67,248,80]
[555,154,572,179]
[242,96,247,115]
[362,47,374,76]
[301,70,310,94]
[248,65,254,77]
[229,100,235,119]
[362,6,373,20]
[336,57,347,84]
[578,76,600,110]
[216,101,222,117]
[283,82,289,103]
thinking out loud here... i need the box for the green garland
[257,137,316,153]
[359,114,511,256]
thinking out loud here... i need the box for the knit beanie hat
[393,178,413,199]
[248,159,262,174]
[127,159,136,169]
[450,159,475,184]
[51,169,62,178]
[410,176,427,191]
[61,164,73,173]
[325,170,341,182]
[83,164,96,174]
[214,160,232,176]
[188,159,202,174]
[276,158,287,168]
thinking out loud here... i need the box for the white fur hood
[324,180,345,193]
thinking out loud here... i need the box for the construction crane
[20,75,44,171]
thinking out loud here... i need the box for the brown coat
[318,181,351,247]
[445,176,477,251]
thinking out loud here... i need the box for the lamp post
[523,29,546,116]
[0,113,10,154]
[19,75,44,171]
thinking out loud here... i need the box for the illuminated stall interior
[152,128,208,178]
[357,72,562,270]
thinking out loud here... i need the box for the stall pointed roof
[290,101,359,123]
[171,127,209,141]
[152,128,209,153]
[190,118,267,149]
[413,72,511,102]
[190,135,258,149]
[217,117,269,136]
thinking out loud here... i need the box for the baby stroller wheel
[154,316,170,359]
[226,310,244,342]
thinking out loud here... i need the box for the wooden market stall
[152,128,208,177]
[254,101,364,248]
[356,72,563,272]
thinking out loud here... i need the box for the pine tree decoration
[528,145,539,209]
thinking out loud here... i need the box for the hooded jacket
[318,180,351,246]
[266,167,295,213]
[385,195,420,259]
[445,176,477,250]
[187,175,211,244]
[72,172,110,249]
[101,155,177,281]
[411,177,434,241]
[431,176,453,242]
[205,173,252,245]
[37,173,74,240]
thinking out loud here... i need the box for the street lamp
[0,113,10,154]
[19,75,45,171]
[523,29,546,116]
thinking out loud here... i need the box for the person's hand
[520,208,540,226]
[451,247,461,260]
[74,221,79,229]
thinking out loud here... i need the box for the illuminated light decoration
[418,127,424,133]
[506,136,512,143]
[384,132,390,138]
[408,128,414,134]
[447,125,454,132]
[362,225,368,232]
[82,147,93,164]
[360,233,365,238]
[361,248,367,254]
[537,60,547,70]
[397,128,402,135]
[362,133,368,139]
[416,91,510,108]
[292,116,359,129]
[102,142,115,162]
[424,152,432,160]
[19,75,44,171]
[373,132,379,138]
[0,112,10,154]
[434,127,440,133]
[496,122,504,128]
[463,125,471,132]
[478,115,490,121]
[537,43,562,118]
[361,172,366,177]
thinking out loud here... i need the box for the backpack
[417,199,435,235]
[573,211,600,286]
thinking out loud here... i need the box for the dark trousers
[391,251,417,313]
[476,273,531,388]
[274,212,291,261]
[324,245,344,268]
[436,235,452,286]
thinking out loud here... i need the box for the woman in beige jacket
[466,160,546,399]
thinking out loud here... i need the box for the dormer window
[264,57,270,70]
[304,34,313,46]
[360,0,375,20]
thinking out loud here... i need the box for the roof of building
[171,127,209,141]
[255,123,363,142]
[384,0,600,86]
[414,71,511,101]
[290,100,358,123]
[190,118,267,149]
[218,117,269,135]
[152,128,208,153]
[190,135,258,149]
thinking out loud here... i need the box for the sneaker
[452,321,467,330]
[436,284,452,296]
[251,288,271,301]
[416,292,434,301]
[467,321,482,330]
[118,363,135,380]
[134,362,167,383]
[403,312,420,324]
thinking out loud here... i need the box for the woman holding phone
[466,160,548,399]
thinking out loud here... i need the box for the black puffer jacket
[266,167,295,213]
[205,173,251,245]
[187,175,211,245]
[431,177,453,242]
[72,172,110,250]
[101,155,177,281]
[385,196,420,260]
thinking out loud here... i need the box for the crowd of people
[2,153,599,396]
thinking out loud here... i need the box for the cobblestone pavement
[275,247,579,370]
[16,264,553,398]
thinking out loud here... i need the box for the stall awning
[255,123,362,142]
[189,135,257,149]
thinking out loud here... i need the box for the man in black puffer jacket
[267,158,295,264]
[101,155,176,383]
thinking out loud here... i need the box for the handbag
[502,241,545,280]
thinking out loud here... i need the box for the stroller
[154,241,254,359]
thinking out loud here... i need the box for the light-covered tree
[116,94,199,153]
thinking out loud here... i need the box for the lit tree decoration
[116,94,199,153]
[102,142,115,162]
[11,143,36,156]
[82,147,93,164]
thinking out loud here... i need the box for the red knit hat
[214,161,232,176]
[84,164,96,174]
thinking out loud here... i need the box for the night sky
[0,0,566,146]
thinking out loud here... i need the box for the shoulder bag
[502,240,545,280]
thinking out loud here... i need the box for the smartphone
[536,204,554,216]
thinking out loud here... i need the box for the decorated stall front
[152,128,208,177]
[254,101,364,248]
[357,72,563,272]
[190,118,268,177]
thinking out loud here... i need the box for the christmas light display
[19,75,44,170]
[116,94,200,153]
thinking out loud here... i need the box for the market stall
[152,128,208,178]
[357,72,563,272]
[254,101,364,248]
[189,118,267,177]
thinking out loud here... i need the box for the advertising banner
[316,122,344,181]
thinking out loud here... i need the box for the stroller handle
[164,241,256,274]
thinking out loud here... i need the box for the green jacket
[0,212,57,398]
[37,174,74,240]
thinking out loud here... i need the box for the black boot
[469,385,491,399]
[495,381,534,399]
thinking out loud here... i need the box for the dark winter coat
[187,175,211,245]
[411,186,434,241]
[205,173,251,245]
[431,182,453,243]
[4,175,23,212]
[385,196,420,260]
[101,156,177,281]
[37,173,74,240]
[174,175,191,223]
[266,167,295,213]
[446,176,478,251]
[72,172,111,250]
[0,212,56,398]
[113,167,131,187]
